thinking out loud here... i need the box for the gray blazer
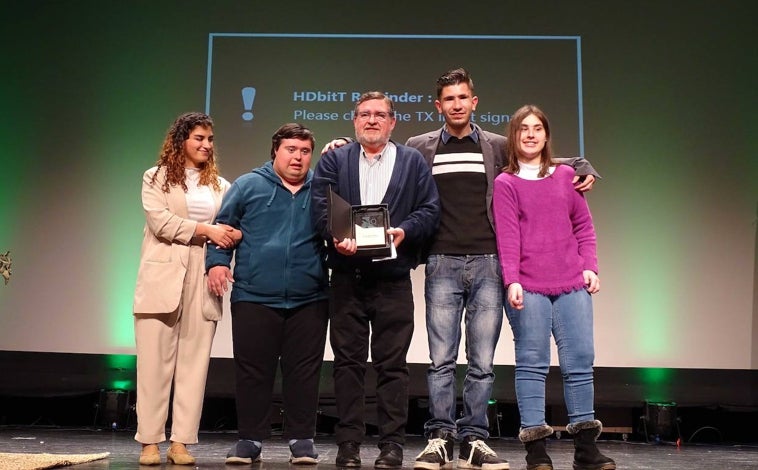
[405,124,599,231]
[405,124,506,230]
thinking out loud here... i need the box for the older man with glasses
[311,91,440,469]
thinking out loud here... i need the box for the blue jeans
[505,289,596,429]
[424,254,504,439]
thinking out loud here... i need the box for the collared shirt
[359,141,396,205]
[440,124,480,145]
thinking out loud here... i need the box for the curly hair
[151,112,221,192]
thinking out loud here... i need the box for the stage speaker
[95,390,132,430]
[642,401,680,442]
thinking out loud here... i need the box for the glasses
[355,111,393,122]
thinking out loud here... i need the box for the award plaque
[352,204,391,257]
[328,187,392,258]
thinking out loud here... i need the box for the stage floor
[1,427,757,469]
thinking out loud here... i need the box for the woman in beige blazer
[133,112,240,466]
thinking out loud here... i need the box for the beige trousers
[133,244,216,444]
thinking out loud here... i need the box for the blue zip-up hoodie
[206,161,328,308]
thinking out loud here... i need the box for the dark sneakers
[458,436,509,470]
[414,430,455,470]
[336,440,361,468]
[225,440,262,465]
[375,442,403,469]
[289,439,319,465]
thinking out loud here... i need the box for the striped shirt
[359,141,396,205]
[430,131,495,255]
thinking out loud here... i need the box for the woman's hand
[584,270,600,294]
[197,223,234,248]
[217,223,242,247]
[508,283,524,310]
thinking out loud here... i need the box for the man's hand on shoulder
[573,174,595,192]
[321,138,351,155]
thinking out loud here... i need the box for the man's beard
[356,131,389,148]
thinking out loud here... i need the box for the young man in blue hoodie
[206,123,329,465]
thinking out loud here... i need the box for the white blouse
[184,168,215,223]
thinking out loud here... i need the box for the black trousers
[329,270,414,446]
[231,299,329,440]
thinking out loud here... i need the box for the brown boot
[167,442,196,465]
[567,420,616,470]
[138,443,161,466]
[519,425,554,470]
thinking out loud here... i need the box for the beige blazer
[133,166,228,319]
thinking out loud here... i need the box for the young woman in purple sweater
[493,105,616,470]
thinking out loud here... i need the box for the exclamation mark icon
[241,87,256,121]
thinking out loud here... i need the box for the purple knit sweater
[493,164,597,295]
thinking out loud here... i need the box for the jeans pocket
[425,255,441,278]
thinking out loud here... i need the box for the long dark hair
[504,104,554,177]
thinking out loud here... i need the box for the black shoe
[519,425,554,470]
[414,430,454,470]
[375,442,403,469]
[569,421,616,470]
[336,441,361,468]
[458,436,509,470]
[524,438,553,470]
